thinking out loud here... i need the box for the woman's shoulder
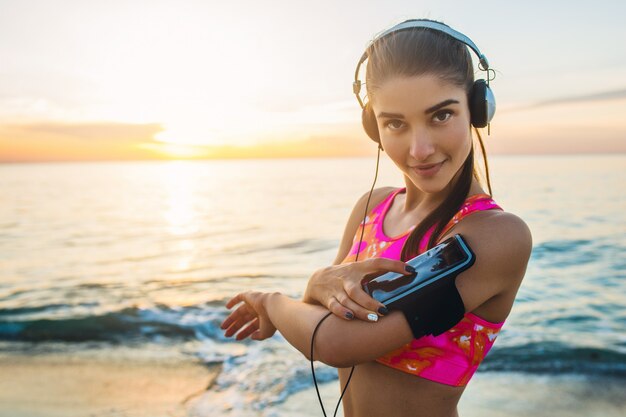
[358,186,399,209]
[470,209,530,238]
[350,186,401,221]
[331,186,400,265]
[450,209,532,254]
[447,209,533,285]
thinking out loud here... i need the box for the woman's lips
[413,161,445,177]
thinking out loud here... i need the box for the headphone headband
[369,20,489,69]
[353,19,490,108]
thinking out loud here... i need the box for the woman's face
[371,74,472,195]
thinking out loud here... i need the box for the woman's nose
[409,128,436,161]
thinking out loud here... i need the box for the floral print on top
[341,187,505,387]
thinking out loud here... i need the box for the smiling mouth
[411,160,446,177]
[413,160,445,169]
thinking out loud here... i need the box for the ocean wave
[1,303,625,377]
[532,238,624,268]
[482,342,626,376]
[0,303,225,343]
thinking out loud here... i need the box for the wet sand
[0,351,219,417]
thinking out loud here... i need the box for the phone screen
[363,234,472,305]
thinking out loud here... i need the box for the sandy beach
[1,349,624,417]
[0,349,220,417]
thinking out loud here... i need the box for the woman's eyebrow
[424,99,459,114]
[377,99,460,118]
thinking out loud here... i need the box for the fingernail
[345,311,354,320]
[378,306,388,315]
[405,265,416,273]
[367,313,379,322]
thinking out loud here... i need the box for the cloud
[535,88,626,106]
[503,87,626,112]
[0,121,166,162]
[16,122,164,143]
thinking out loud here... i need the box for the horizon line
[2,150,625,164]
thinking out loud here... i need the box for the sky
[1,0,625,162]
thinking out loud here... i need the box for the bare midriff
[338,361,465,417]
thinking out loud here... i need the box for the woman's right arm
[222,289,414,366]
[302,187,412,321]
[225,210,531,368]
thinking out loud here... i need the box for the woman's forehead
[371,75,466,114]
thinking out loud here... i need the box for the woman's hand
[220,291,278,341]
[302,258,414,322]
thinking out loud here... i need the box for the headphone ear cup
[469,79,496,128]
[362,104,382,147]
[469,80,487,128]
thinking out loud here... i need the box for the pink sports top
[341,187,505,387]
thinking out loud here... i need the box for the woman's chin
[407,173,451,193]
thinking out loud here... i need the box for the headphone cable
[310,143,383,417]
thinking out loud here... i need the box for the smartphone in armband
[362,234,475,308]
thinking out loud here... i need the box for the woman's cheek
[446,122,472,152]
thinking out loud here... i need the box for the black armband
[362,234,474,339]
[392,274,466,338]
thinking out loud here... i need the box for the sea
[1,154,625,415]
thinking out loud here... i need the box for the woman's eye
[384,120,405,130]
[433,110,453,123]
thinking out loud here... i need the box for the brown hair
[364,20,493,259]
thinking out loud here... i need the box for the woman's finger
[225,293,245,309]
[224,314,247,337]
[224,322,240,338]
[221,295,243,329]
[344,281,388,316]
[220,309,240,330]
[327,296,356,321]
[221,301,251,330]
[224,312,256,337]
[364,258,414,277]
[235,317,260,341]
[226,304,260,335]
[336,290,382,322]
[222,303,256,336]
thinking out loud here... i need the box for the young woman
[221,19,532,417]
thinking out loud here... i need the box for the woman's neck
[400,177,485,215]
